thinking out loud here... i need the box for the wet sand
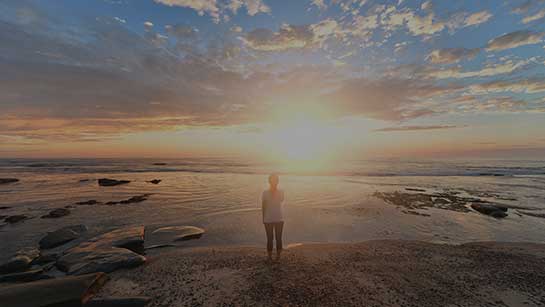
[98,240,545,307]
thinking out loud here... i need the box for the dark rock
[84,296,151,307]
[471,203,508,218]
[0,178,19,184]
[57,226,146,275]
[0,206,12,210]
[0,272,108,307]
[79,179,91,182]
[107,194,151,205]
[0,255,33,274]
[5,214,28,224]
[405,188,426,192]
[519,211,545,219]
[39,225,88,249]
[77,200,101,206]
[147,179,161,184]
[32,252,60,265]
[152,163,167,166]
[0,268,49,283]
[41,208,70,219]
[146,225,204,248]
[98,178,130,187]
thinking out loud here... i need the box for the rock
[471,203,508,218]
[80,179,91,182]
[0,178,19,184]
[98,178,130,187]
[0,272,108,307]
[146,226,204,248]
[84,296,152,307]
[152,163,167,166]
[41,208,70,219]
[5,214,28,224]
[405,188,426,192]
[77,200,101,205]
[0,206,11,210]
[106,194,151,205]
[39,225,88,249]
[32,252,60,265]
[147,179,161,184]
[57,226,146,275]
[0,268,49,283]
[0,255,33,274]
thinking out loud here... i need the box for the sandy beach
[97,240,545,307]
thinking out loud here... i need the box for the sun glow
[260,103,347,173]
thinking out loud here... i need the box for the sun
[260,104,345,173]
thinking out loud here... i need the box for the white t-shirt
[262,189,285,223]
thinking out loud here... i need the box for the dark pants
[264,222,284,252]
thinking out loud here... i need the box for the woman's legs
[274,222,284,259]
[264,223,274,260]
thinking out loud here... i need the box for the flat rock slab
[0,268,49,283]
[40,225,88,249]
[0,272,107,307]
[98,179,131,187]
[84,296,151,307]
[4,215,29,224]
[145,226,204,249]
[41,208,71,219]
[0,249,39,274]
[0,178,19,184]
[58,226,146,275]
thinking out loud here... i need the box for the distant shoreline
[98,240,545,307]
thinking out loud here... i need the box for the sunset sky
[1,0,545,159]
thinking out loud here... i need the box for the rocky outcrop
[57,226,146,275]
[84,296,151,307]
[5,214,28,224]
[0,178,19,184]
[39,225,88,249]
[471,203,508,218]
[0,272,108,307]
[41,208,71,219]
[98,179,131,187]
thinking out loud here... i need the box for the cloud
[311,0,327,10]
[241,20,343,51]
[464,11,493,26]
[470,79,545,94]
[154,0,269,22]
[511,0,534,14]
[486,30,544,51]
[522,8,545,23]
[154,0,220,21]
[427,48,480,64]
[374,125,460,132]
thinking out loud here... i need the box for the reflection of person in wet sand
[261,174,285,262]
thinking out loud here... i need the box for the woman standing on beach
[262,174,285,262]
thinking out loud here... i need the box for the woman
[261,173,285,262]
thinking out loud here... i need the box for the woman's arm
[261,198,266,223]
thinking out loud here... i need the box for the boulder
[147,179,161,184]
[0,268,49,283]
[77,200,101,205]
[41,208,70,219]
[471,203,508,218]
[84,296,151,307]
[0,255,33,274]
[39,225,88,249]
[0,272,108,307]
[57,226,146,275]
[0,178,19,184]
[98,178,130,187]
[5,214,28,224]
[146,226,204,249]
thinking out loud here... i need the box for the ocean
[1,158,545,261]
